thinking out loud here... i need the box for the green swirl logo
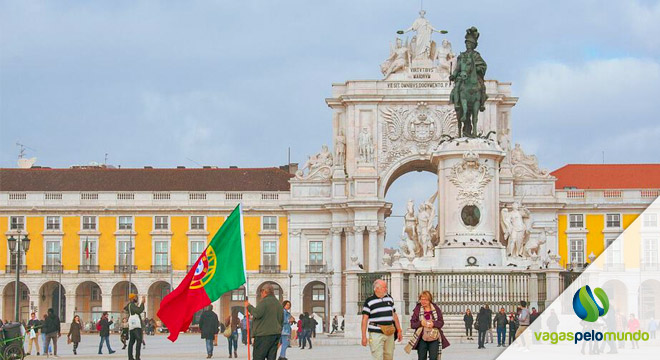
[572,285,610,322]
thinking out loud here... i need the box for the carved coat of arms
[448,151,493,205]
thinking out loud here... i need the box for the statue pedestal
[432,138,506,268]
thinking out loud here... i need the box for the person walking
[493,308,508,347]
[546,309,559,333]
[463,309,473,341]
[515,301,530,340]
[120,318,129,350]
[26,312,41,356]
[279,300,293,360]
[301,313,313,350]
[310,315,318,338]
[43,308,61,358]
[245,283,284,360]
[41,313,51,356]
[405,291,450,360]
[199,306,219,359]
[297,315,304,348]
[628,313,640,349]
[67,315,82,355]
[125,294,146,360]
[97,312,115,354]
[331,316,338,334]
[240,316,248,345]
[225,312,240,358]
[649,317,657,339]
[361,279,403,360]
[507,313,518,345]
[484,305,493,344]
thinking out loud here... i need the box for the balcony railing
[151,265,172,273]
[305,264,327,273]
[5,265,26,273]
[42,265,63,273]
[114,265,137,274]
[78,265,100,274]
[641,263,660,271]
[259,265,281,274]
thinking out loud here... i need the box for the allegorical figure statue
[335,130,346,166]
[500,202,531,258]
[402,10,446,60]
[358,127,374,163]
[381,37,411,77]
[449,27,488,138]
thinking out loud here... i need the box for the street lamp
[7,230,31,322]
[56,259,63,320]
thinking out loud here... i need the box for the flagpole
[238,203,251,360]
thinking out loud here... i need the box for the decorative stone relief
[335,130,346,167]
[448,151,493,206]
[399,192,439,259]
[380,102,457,172]
[358,128,374,164]
[510,143,551,179]
[295,144,333,180]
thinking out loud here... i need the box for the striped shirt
[362,294,396,333]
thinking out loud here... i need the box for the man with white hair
[245,283,283,360]
[361,279,403,360]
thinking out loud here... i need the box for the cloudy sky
[1,0,659,247]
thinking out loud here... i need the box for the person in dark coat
[98,312,116,354]
[463,309,474,340]
[43,308,61,357]
[68,315,82,355]
[405,291,450,360]
[493,308,508,347]
[508,313,518,345]
[198,306,219,359]
[476,307,490,349]
[245,283,284,360]
[124,294,145,360]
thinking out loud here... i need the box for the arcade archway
[2,281,30,322]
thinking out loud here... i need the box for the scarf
[405,304,445,356]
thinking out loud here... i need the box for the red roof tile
[551,164,660,190]
[0,167,292,192]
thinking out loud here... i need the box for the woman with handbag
[67,315,82,355]
[405,291,450,360]
[225,313,240,358]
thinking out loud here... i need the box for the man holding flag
[157,205,247,344]
[244,284,283,360]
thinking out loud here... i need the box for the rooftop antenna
[288,147,291,165]
[186,157,203,168]
[16,142,35,159]
[104,153,109,165]
[602,151,605,164]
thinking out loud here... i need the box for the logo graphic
[189,247,217,290]
[572,285,609,322]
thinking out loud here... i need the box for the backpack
[96,320,102,332]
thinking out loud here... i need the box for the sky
[1,0,659,247]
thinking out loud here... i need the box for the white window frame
[81,215,97,231]
[118,216,134,231]
[46,216,61,231]
[231,286,246,301]
[643,237,658,265]
[605,213,621,229]
[44,237,62,266]
[154,216,169,231]
[643,213,658,228]
[80,236,98,266]
[568,214,584,229]
[309,241,324,265]
[262,240,278,266]
[153,238,171,267]
[569,237,585,266]
[189,238,206,266]
[605,237,621,265]
[262,216,278,231]
[190,216,206,231]
[311,284,325,301]
[9,216,25,231]
[116,237,134,267]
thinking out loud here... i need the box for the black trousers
[253,334,279,360]
[478,329,487,348]
[417,339,439,360]
[465,324,472,337]
[128,328,143,360]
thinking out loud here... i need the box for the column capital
[367,226,379,234]
[330,227,343,235]
[352,226,364,233]
[289,229,302,237]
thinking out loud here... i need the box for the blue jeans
[205,338,214,356]
[497,327,506,345]
[98,335,113,353]
[227,331,238,355]
[280,334,290,358]
[301,329,312,349]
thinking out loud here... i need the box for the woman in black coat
[67,315,82,355]
[463,309,474,340]
[477,307,490,349]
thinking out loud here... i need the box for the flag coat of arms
[157,204,246,342]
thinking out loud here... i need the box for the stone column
[289,229,302,274]
[353,226,364,267]
[101,294,112,312]
[367,226,379,272]
[545,269,561,306]
[377,228,385,271]
[344,270,360,339]
[528,272,539,310]
[331,227,343,316]
[389,269,407,332]
[66,291,76,324]
[346,230,354,268]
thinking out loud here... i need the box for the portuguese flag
[157,204,246,342]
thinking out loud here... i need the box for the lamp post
[7,230,31,322]
[56,259,63,320]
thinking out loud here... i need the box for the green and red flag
[157,204,246,342]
